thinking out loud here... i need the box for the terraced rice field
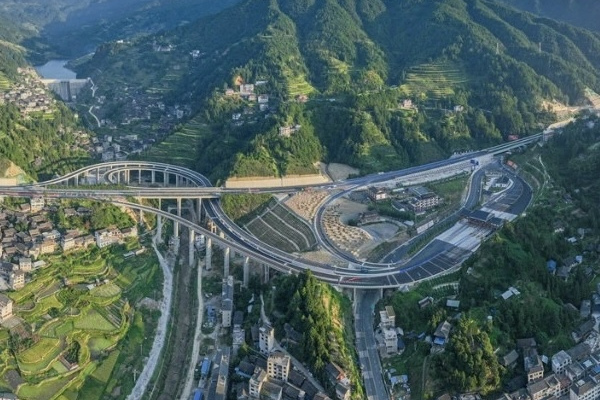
[21,295,63,321]
[73,258,107,275]
[91,350,120,383]
[88,337,116,352]
[400,61,468,100]
[18,374,75,400]
[90,283,121,298]
[0,72,11,91]
[285,70,316,98]
[17,338,63,375]
[74,309,116,332]
[245,202,317,253]
[142,116,212,168]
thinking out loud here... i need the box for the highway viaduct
[0,133,542,289]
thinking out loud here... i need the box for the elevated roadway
[0,134,541,288]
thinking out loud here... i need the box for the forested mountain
[499,0,600,32]
[0,0,241,60]
[0,28,90,180]
[76,0,600,180]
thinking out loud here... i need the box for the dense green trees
[436,317,501,394]
[273,271,363,399]
[76,0,600,180]
[0,103,90,180]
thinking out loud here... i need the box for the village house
[95,226,123,248]
[0,294,13,322]
[368,186,388,202]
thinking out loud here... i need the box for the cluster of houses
[95,134,156,162]
[379,306,405,356]
[238,320,349,400]
[1,68,56,115]
[495,332,600,400]
[201,274,350,400]
[226,80,274,126]
[0,197,137,291]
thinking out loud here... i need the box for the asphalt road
[356,290,388,400]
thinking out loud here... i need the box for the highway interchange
[0,133,539,289]
[0,134,541,400]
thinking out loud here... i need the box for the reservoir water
[35,60,76,79]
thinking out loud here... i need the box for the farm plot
[90,283,121,298]
[91,350,120,383]
[17,374,75,400]
[142,116,212,168]
[74,309,117,332]
[0,72,10,91]
[17,338,63,375]
[401,61,468,101]
[21,295,63,321]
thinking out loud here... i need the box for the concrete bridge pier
[96,168,100,184]
[139,209,143,225]
[138,169,142,184]
[243,256,250,288]
[263,264,270,284]
[151,171,155,184]
[125,170,130,184]
[205,238,212,270]
[189,230,195,267]
[196,199,202,223]
[173,198,182,238]
[224,247,230,277]
[164,172,169,187]
[156,215,163,243]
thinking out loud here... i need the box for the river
[34,60,76,79]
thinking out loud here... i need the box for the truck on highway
[193,389,204,400]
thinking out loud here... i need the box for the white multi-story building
[221,275,234,328]
[249,367,266,398]
[259,322,275,355]
[569,373,600,400]
[0,294,13,322]
[95,227,122,248]
[30,197,44,213]
[267,352,291,382]
[379,306,395,329]
[552,350,572,374]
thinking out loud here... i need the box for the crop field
[286,70,316,98]
[21,294,63,321]
[88,336,117,352]
[17,338,63,375]
[9,276,54,304]
[91,350,120,383]
[90,283,121,298]
[400,61,468,101]
[0,72,10,91]
[17,374,75,400]
[0,233,162,399]
[73,257,107,275]
[142,116,212,168]
[74,309,117,332]
[245,202,317,253]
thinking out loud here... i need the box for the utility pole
[496,42,499,55]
